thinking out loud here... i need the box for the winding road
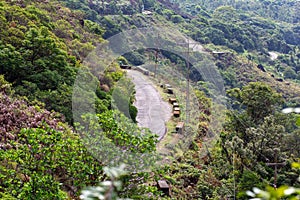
[127,70,172,140]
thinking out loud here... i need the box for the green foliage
[171,15,184,23]
[80,164,129,200]
[117,56,129,66]
[292,162,300,169]
[18,174,67,200]
[96,110,157,153]
[247,162,300,200]
[212,82,300,198]
[143,0,155,10]
[204,27,228,46]
[0,4,77,122]
[123,51,145,66]
[0,0,109,124]
[0,192,16,200]
[84,20,104,36]
[284,67,297,79]
[237,170,265,199]
[129,105,138,123]
[100,16,122,39]
[161,9,175,19]
[248,186,300,200]
[175,0,300,24]
[227,82,283,123]
[172,0,299,61]
[112,76,138,122]
[296,118,300,127]
[0,75,12,95]
[220,66,238,88]
[1,0,300,199]
[0,125,104,199]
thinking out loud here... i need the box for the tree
[143,0,155,10]
[227,82,283,124]
[247,162,300,200]
[283,67,297,79]
[217,82,295,198]
[171,15,184,23]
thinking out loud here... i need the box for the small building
[164,84,171,89]
[169,98,177,104]
[257,64,266,72]
[120,65,131,69]
[176,122,184,134]
[157,180,170,196]
[173,107,180,113]
[173,110,180,117]
[173,102,179,108]
[166,87,173,94]
[212,51,227,54]
[162,84,173,94]
[136,66,150,76]
[142,10,153,15]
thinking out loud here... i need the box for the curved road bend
[127,70,172,140]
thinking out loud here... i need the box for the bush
[129,104,138,123]
[0,125,104,199]
[283,67,297,79]
[124,51,145,66]
[171,15,184,23]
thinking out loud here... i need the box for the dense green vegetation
[0,0,299,199]
[0,79,102,199]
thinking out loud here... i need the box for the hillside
[0,0,300,199]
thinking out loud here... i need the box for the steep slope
[174,0,300,24]
[0,76,104,199]
[0,0,299,199]
[0,0,106,124]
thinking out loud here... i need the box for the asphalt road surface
[127,70,172,140]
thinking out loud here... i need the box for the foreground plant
[80,164,131,200]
